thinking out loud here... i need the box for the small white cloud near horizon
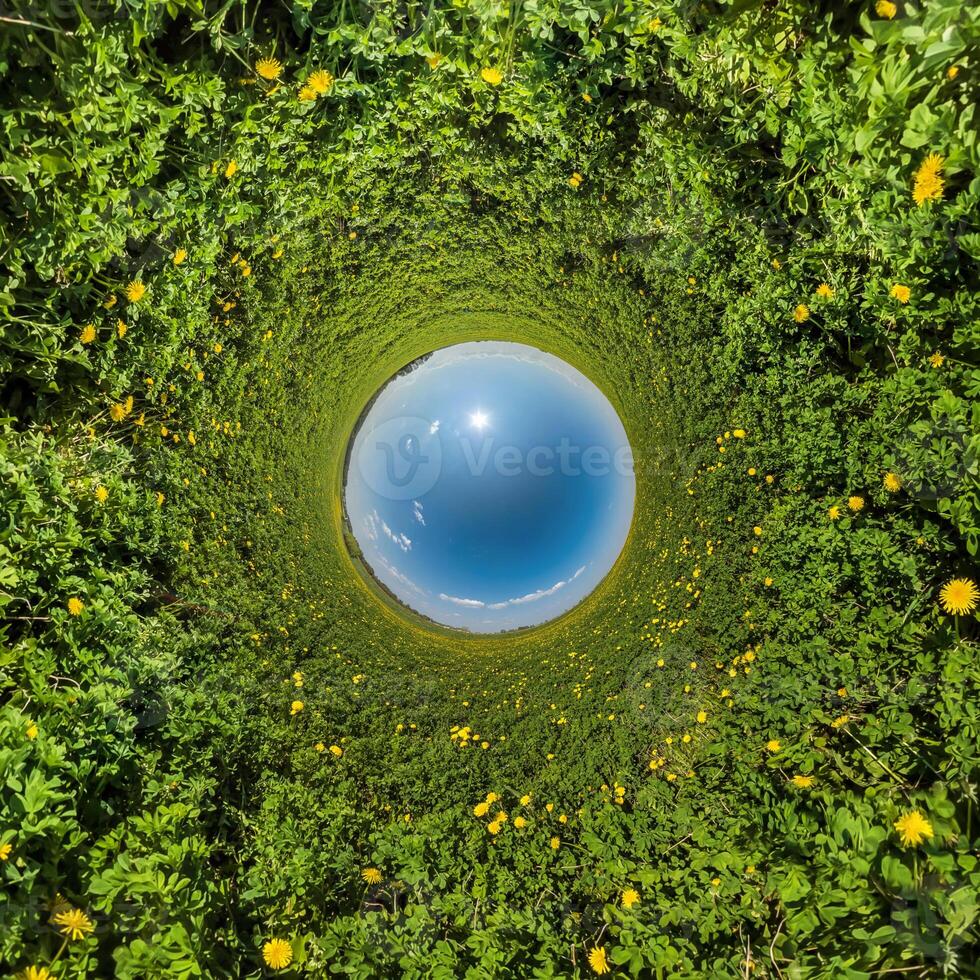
[489,565,587,608]
[370,509,412,551]
[438,593,486,609]
[441,566,588,613]
[376,556,425,595]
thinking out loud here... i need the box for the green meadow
[1,1,978,976]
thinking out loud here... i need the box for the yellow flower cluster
[912,153,944,206]
[300,69,334,101]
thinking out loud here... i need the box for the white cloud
[440,567,588,614]
[376,556,424,595]
[412,500,425,525]
[372,510,412,552]
[493,566,587,607]
[438,593,486,609]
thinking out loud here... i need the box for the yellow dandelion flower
[298,84,318,101]
[831,714,850,728]
[95,485,108,504]
[794,304,810,323]
[473,801,490,817]
[173,248,187,265]
[815,282,834,298]
[621,887,640,908]
[224,159,238,179]
[827,504,841,520]
[124,280,145,303]
[80,323,96,344]
[875,0,897,17]
[883,472,902,493]
[847,495,865,512]
[330,744,343,757]
[893,809,933,847]
[766,739,781,753]
[67,597,84,616]
[939,577,979,616]
[361,867,382,885]
[19,966,55,980]
[929,351,944,368]
[588,946,610,975]
[481,66,503,85]
[0,842,12,861]
[890,283,911,304]
[696,710,707,723]
[262,938,293,970]
[791,774,815,788]
[912,153,944,206]
[255,57,282,80]
[426,53,443,69]
[947,65,959,80]
[26,722,38,739]
[308,69,333,93]
[569,172,583,188]
[290,700,304,715]
[550,836,560,850]
[514,816,527,828]
[52,907,94,941]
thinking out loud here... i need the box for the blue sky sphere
[344,342,635,632]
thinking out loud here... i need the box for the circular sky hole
[343,341,635,633]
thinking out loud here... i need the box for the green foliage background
[1,0,978,976]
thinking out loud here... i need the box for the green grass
[1,1,978,977]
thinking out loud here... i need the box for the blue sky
[344,342,634,631]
